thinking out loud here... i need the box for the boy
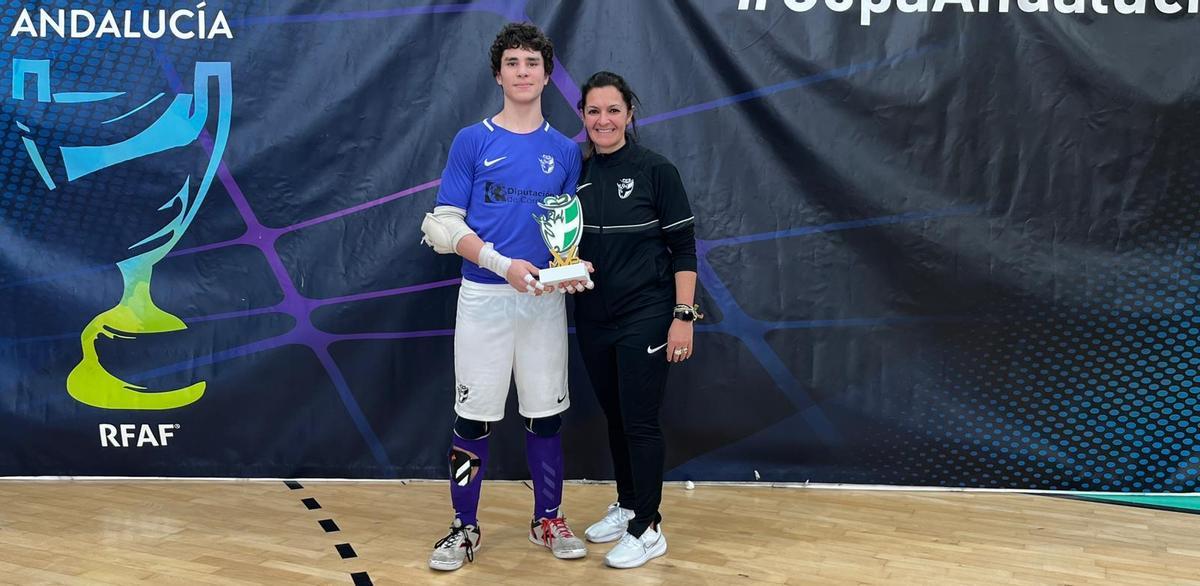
[420,22,586,571]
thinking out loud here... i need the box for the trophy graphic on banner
[10,58,232,410]
[531,193,590,287]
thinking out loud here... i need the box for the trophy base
[538,263,590,287]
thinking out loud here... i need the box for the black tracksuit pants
[575,311,673,538]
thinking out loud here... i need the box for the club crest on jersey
[539,154,555,174]
[617,178,635,199]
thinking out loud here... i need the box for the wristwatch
[673,303,704,322]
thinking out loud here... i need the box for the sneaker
[584,502,634,543]
[604,524,667,569]
[428,518,481,571]
[529,516,588,559]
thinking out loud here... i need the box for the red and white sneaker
[529,516,588,559]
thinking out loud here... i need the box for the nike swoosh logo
[483,156,506,167]
[556,390,568,404]
[576,182,592,191]
[647,342,668,354]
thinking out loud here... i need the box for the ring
[673,348,684,355]
[681,347,689,352]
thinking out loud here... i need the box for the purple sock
[450,433,488,527]
[525,429,563,520]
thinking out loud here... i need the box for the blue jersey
[437,118,582,284]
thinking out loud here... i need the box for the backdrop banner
[2,1,1198,490]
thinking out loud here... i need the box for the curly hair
[490,22,554,77]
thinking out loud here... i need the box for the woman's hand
[557,260,595,294]
[666,319,693,363]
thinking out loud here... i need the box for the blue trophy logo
[11,58,232,410]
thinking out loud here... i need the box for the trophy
[11,58,232,410]
[531,193,590,286]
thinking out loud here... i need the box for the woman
[572,71,701,569]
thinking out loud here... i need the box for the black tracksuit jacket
[573,142,697,324]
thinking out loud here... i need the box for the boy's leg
[449,417,490,527]
[450,281,516,522]
[513,292,586,559]
[513,291,570,519]
[431,282,515,571]
[524,414,563,520]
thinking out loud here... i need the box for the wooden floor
[0,481,1197,585]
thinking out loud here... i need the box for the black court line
[1049,494,1200,516]
[284,482,374,585]
[336,543,358,559]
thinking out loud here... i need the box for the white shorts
[453,279,570,421]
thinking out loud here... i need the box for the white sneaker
[584,503,634,543]
[530,516,588,559]
[428,518,481,571]
[604,525,667,569]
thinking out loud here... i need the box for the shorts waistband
[461,278,519,294]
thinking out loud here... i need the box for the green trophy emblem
[531,193,589,286]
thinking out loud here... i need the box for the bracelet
[672,303,704,322]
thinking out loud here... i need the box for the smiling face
[582,85,632,155]
[495,47,549,105]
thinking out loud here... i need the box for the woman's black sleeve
[653,161,698,273]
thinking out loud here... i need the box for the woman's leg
[614,315,672,537]
[575,322,636,507]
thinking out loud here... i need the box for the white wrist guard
[419,206,473,254]
[477,242,512,279]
